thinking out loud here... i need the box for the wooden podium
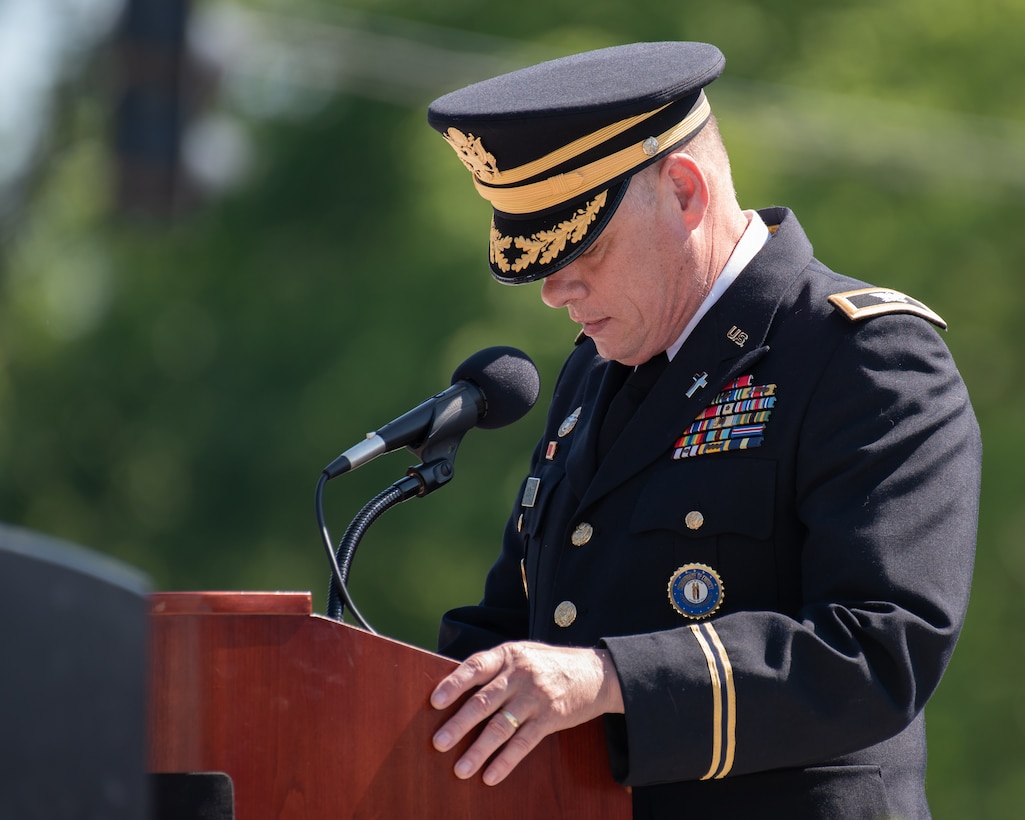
[148,591,632,819]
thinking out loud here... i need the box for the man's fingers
[432,680,514,752]
[481,721,542,786]
[451,708,541,786]
[431,650,503,710]
[431,643,618,784]
[449,708,519,778]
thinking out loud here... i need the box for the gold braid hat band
[466,93,710,216]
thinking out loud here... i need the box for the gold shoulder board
[828,287,947,330]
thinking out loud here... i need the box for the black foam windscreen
[451,345,540,430]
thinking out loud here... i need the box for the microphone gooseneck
[319,345,540,628]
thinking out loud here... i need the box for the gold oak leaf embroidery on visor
[490,190,609,273]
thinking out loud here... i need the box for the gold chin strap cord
[452,102,673,186]
[473,93,710,215]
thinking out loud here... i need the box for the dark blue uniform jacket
[439,207,982,820]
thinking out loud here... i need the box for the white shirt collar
[666,210,769,361]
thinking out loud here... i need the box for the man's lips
[576,317,610,335]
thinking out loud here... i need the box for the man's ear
[662,151,709,230]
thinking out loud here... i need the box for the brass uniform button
[571,522,594,546]
[685,510,704,530]
[554,601,578,627]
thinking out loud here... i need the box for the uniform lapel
[563,361,628,500]
[574,207,810,511]
[578,319,768,511]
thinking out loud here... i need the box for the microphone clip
[403,456,456,498]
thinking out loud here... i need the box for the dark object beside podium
[0,523,149,819]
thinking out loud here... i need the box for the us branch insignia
[673,375,776,459]
[828,287,947,329]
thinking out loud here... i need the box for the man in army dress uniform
[425,42,981,819]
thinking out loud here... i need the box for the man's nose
[540,265,585,308]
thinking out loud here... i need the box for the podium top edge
[150,591,313,616]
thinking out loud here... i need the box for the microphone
[323,346,540,479]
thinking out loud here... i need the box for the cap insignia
[490,190,608,274]
[443,128,499,183]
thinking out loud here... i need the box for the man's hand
[430,641,624,786]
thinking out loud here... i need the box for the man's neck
[666,210,769,360]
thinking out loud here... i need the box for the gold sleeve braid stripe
[689,622,736,780]
[473,94,711,215]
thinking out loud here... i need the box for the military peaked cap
[428,41,726,284]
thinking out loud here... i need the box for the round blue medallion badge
[668,563,724,619]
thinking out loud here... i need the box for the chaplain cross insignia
[686,372,709,398]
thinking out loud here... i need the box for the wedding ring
[500,709,521,730]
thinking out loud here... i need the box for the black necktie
[597,353,669,460]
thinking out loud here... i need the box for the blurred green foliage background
[1,0,1022,815]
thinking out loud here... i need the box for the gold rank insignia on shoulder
[828,287,947,330]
